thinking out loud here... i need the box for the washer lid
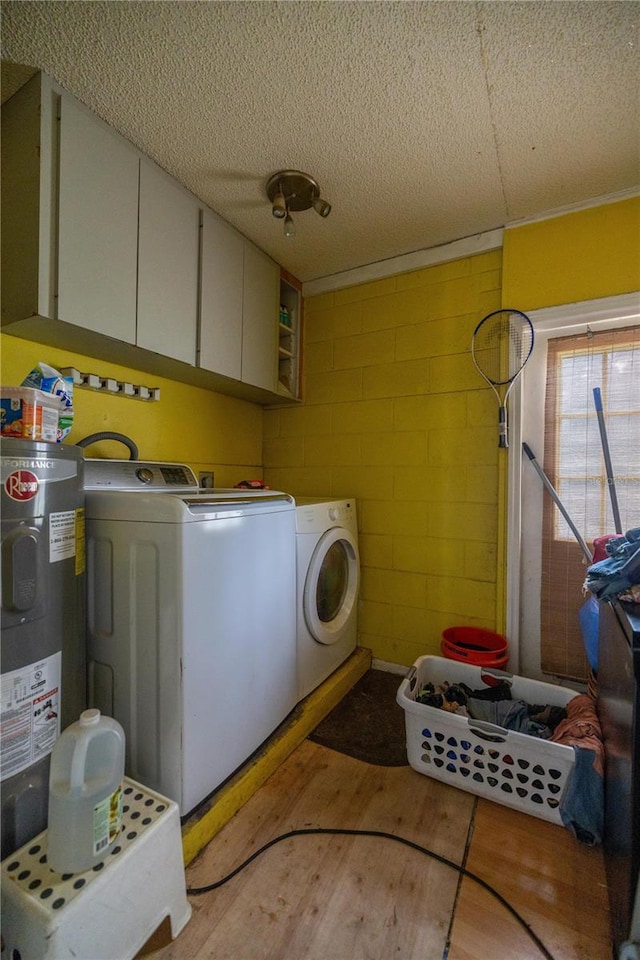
[85,489,294,522]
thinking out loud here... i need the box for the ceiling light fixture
[266,170,331,237]
[311,196,331,218]
[284,210,295,239]
[271,186,287,219]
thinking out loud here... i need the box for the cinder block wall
[264,249,503,667]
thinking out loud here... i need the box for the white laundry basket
[397,655,577,825]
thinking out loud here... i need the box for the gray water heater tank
[1,438,86,858]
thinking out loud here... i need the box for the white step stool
[1,778,192,960]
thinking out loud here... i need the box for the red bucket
[441,626,509,669]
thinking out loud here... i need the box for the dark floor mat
[309,669,408,766]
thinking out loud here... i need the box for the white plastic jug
[47,708,125,874]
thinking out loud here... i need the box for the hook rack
[61,368,160,402]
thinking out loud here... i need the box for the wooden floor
[140,740,612,960]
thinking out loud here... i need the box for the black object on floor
[309,669,408,766]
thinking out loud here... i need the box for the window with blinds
[540,324,640,679]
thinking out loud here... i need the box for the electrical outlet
[199,471,214,489]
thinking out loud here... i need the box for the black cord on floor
[186,826,557,960]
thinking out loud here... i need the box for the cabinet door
[57,94,139,342]
[199,208,244,379]
[137,160,199,365]
[242,243,279,391]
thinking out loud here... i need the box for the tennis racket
[471,308,534,448]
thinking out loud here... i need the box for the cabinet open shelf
[277,273,302,400]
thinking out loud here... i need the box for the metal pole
[522,442,593,562]
[592,387,623,535]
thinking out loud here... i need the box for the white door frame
[506,292,640,680]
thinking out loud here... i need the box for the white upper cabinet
[2,73,62,326]
[199,213,280,392]
[2,70,296,403]
[137,160,200,365]
[57,93,139,343]
[199,208,244,380]
[242,242,279,392]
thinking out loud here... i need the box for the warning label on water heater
[49,510,76,563]
[1,653,61,781]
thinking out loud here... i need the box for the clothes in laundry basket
[551,694,604,845]
[416,679,566,738]
[465,699,566,739]
[415,679,512,709]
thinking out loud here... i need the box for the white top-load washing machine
[84,459,297,816]
[295,498,360,701]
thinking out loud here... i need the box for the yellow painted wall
[0,334,263,485]
[264,251,503,667]
[503,197,640,310]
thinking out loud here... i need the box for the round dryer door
[303,527,359,645]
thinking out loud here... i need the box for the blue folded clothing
[560,745,604,846]
[584,527,640,600]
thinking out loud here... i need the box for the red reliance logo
[4,470,39,501]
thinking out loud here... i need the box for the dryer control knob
[328,508,339,521]
[136,467,154,485]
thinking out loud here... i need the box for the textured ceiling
[2,1,638,284]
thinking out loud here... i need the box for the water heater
[1,438,86,858]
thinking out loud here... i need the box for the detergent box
[1,387,61,441]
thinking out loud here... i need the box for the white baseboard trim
[371,658,409,676]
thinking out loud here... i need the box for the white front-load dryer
[295,498,360,702]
